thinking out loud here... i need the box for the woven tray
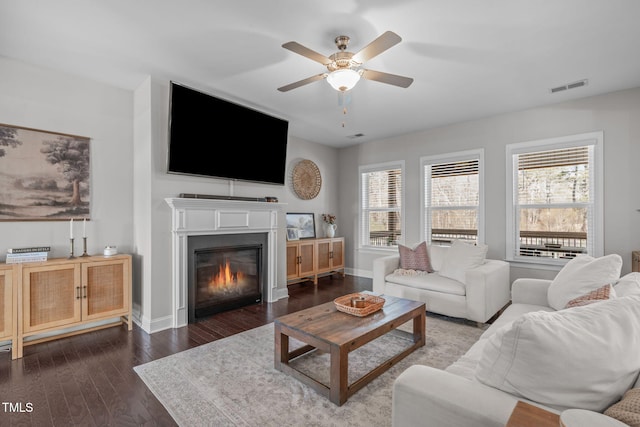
[334,293,385,317]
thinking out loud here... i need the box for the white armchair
[372,243,510,323]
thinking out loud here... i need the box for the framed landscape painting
[0,123,91,221]
[286,212,316,239]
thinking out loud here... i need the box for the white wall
[0,57,134,260]
[339,87,640,282]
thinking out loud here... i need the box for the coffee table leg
[413,309,426,346]
[274,323,289,370]
[329,344,348,405]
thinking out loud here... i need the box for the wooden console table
[506,401,560,427]
[3,254,132,359]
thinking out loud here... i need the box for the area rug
[134,314,486,427]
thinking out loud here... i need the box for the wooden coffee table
[274,294,426,406]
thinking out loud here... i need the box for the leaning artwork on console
[0,123,91,221]
[286,212,316,239]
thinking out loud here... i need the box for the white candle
[70,218,74,239]
[83,218,86,238]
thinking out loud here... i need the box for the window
[359,162,404,248]
[506,132,603,264]
[422,150,484,245]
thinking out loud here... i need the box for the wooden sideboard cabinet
[15,254,132,359]
[0,264,18,359]
[286,237,345,285]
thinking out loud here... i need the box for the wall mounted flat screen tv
[167,81,289,185]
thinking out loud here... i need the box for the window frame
[359,161,405,250]
[505,131,604,266]
[420,149,485,246]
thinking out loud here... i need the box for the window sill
[505,258,565,272]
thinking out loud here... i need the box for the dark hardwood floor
[0,275,372,427]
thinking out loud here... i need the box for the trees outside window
[422,150,484,245]
[506,132,603,263]
[360,162,404,247]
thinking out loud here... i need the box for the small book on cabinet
[7,246,51,254]
[5,252,48,264]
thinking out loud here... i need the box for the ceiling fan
[277,31,414,93]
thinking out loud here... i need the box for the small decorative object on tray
[334,293,385,317]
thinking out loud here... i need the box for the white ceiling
[2,0,640,148]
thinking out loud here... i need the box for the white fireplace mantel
[165,197,287,328]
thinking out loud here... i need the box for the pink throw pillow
[398,241,433,273]
[564,284,614,308]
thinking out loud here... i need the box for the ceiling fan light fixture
[326,69,360,92]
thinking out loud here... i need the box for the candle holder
[81,237,90,257]
[68,238,76,259]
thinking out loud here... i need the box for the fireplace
[166,197,287,329]
[188,233,267,322]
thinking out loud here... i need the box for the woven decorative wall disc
[292,159,322,200]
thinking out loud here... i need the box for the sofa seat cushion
[384,272,466,296]
[475,295,640,413]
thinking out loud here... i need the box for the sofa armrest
[511,278,552,306]
[372,254,400,294]
[464,260,511,323]
[392,365,518,427]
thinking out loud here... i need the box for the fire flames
[208,259,245,291]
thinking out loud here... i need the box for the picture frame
[286,228,299,241]
[0,123,91,221]
[286,212,316,239]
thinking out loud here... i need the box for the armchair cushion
[438,240,488,285]
[475,295,640,412]
[547,254,622,310]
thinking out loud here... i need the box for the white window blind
[422,150,483,245]
[507,132,603,263]
[360,163,403,248]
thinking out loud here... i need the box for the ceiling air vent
[347,133,365,139]
[550,79,588,93]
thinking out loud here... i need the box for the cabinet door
[330,239,344,270]
[0,266,14,341]
[286,243,300,280]
[23,263,81,333]
[298,241,316,277]
[316,239,332,273]
[82,258,130,322]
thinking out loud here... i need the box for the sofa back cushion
[475,295,640,412]
[615,273,640,297]
[547,254,623,310]
[427,244,448,271]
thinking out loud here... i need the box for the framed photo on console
[286,212,316,239]
[286,228,299,241]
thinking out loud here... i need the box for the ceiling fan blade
[277,73,327,92]
[282,41,332,65]
[352,31,402,63]
[361,69,414,88]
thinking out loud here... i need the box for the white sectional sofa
[392,255,640,427]
[373,242,510,324]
